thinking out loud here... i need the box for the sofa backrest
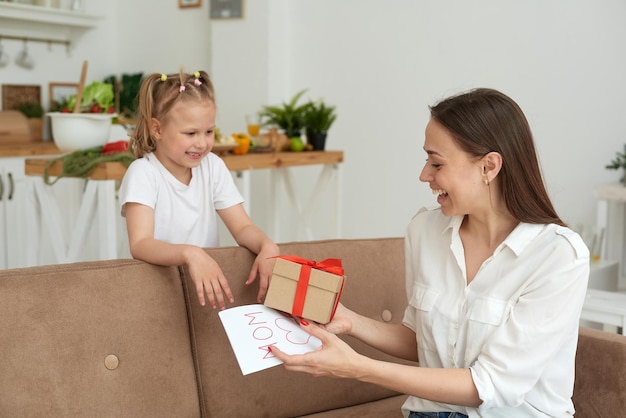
[0,259,201,417]
[3,237,619,417]
[573,326,626,416]
[185,237,411,418]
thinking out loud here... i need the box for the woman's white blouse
[401,207,589,418]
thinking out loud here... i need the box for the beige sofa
[0,238,624,417]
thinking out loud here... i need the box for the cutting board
[0,110,32,144]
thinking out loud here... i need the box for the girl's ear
[482,151,503,183]
[150,118,162,140]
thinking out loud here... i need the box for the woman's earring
[484,179,489,186]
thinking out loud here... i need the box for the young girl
[119,70,279,309]
[271,88,589,417]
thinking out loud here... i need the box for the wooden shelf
[24,150,345,181]
[221,150,344,172]
[0,141,62,158]
[25,157,127,181]
[0,2,100,41]
[594,183,626,202]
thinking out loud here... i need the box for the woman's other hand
[270,319,365,379]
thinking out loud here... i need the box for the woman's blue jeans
[408,412,469,418]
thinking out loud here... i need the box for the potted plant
[303,99,337,151]
[104,72,143,121]
[15,101,44,141]
[606,146,626,185]
[259,89,309,139]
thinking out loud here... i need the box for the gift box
[264,256,346,324]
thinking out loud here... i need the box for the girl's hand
[246,244,279,302]
[270,319,364,379]
[319,303,354,335]
[186,248,234,309]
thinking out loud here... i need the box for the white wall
[0,0,211,123]
[0,1,119,116]
[3,0,626,248]
[114,0,211,76]
[211,0,626,243]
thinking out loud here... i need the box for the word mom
[244,310,315,360]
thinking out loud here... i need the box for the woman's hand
[185,247,234,309]
[270,319,365,379]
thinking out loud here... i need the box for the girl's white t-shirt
[118,152,244,247]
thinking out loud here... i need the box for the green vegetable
[15,102,44,118]
[67,81,115,113]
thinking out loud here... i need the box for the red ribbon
[276,255,344,319]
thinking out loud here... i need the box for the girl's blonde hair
[129,69,215,158]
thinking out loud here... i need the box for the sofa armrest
[573,326,626,416]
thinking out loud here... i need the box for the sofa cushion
[299,394,406,417]
[573,326,626,416]
[0,260,200,417]
[184,238,414,418]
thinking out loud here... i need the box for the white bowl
[48,112,117,153]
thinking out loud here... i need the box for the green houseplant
[303,99,337,151]
[15,101,44,141]
[259,89,309,138]
[606,146,626,185]
[104,72,143,120]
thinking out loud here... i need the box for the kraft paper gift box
[264,256,346,324]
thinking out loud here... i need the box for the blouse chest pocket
[410,284,440,311]
[466,297,512,361]
[408,284,441,352]
[469,297,510,325]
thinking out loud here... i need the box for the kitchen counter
[0,141,62,157]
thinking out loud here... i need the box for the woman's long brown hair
[430,88,565,227]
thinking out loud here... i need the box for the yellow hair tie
[193,71,202,86]
[160,74,167,81]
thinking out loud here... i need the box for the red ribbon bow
[276,255,345,320]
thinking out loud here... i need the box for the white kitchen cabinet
[0,155,83,269]
[0,157,34,269]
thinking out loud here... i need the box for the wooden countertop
[24,150,344,181]
[221,150,343,171]
[0,141,62,157]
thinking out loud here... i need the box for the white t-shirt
[401,207,589,418]
[118,152,244,247]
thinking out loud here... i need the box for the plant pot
[306,130,327,151]
[286,129,303,139]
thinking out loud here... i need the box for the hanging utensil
[15,39,34,69]
[0,38,9,68]
[73,60,88,113]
